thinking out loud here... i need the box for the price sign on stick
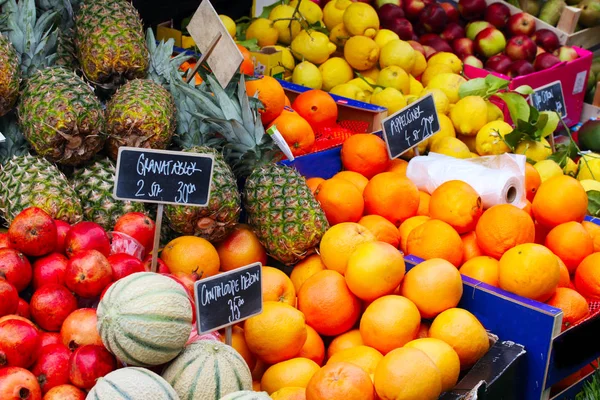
[382,93,440,159]
[530,80,567,118]
[194,262,263,344]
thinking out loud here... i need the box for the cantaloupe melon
[219,391,271,400]
[86,367,179,399]
[97,272,193,366]
[162,340,252,400]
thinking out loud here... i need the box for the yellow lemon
[534,159,564,182]
[563,158,579,177]
[412,51,427,77]
[421,64,453,87]
[421,88,449,115]
[329,23,351,47]
[577,153,600,181]
[457,133,477,152]
[263,45,296,76]
[245,18,279,47]
[540,111,560,137]
[289,0,324,24]
[449,95,488,136]
[475,121,513,156]
[344,36,380,71]
[409,75,424,96]
[374,29,400,48]
[319,57,354,91]
[348,77,376,93]
[330,83,367,102]
[405,94,419,104]
[485,101,504,122]
[376,65,410,95]
[343,3,379,38]
[514,138,553,163]
[430,137,471,159]
[580,179,600,191]
[470,152,480,158]
[427,73,466,104]
[292,61,323,89]
[369,87,407,115]
[402,139,429,159]
[361,66,380,81]
[269,5,302,45]
[323,0,353,30]
[219,15,236,38]
[291,30,336,64]
[427,52,463,74]
[429,114,456,148]
[379,39,416,72]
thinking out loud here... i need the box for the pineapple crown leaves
[145,28,191,88]
[35,0,81,30]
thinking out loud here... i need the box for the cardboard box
[157,21,196,50]
[250,48,285,80]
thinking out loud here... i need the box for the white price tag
[573,71,587,95]
[0,131,5,143]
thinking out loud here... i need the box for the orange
[161,236,220,276]
[406,219,463,266]
[385,158,408,175]
[545,222,594,273]
[546,287,589,331]
[475,204,535,259]
[401,258,463,318]
[246,75,286,124]
[557,257,571,288]
[429,308,490,369]
[271,387,307,400]
[292,89,338,128]
[405,338,460,391]
[245,301,308,364]
[498,243,560,302]
[269,112,316,156]
[216,224,267,272]
[319,222,376,275]
[305,177,325,194]
[262,358,321,394]
[238,44,255,75]
[461,231,483,262]
[327,329,364,359]
[364,172,420,225]
[297,325,326,366]
[345,241,405,301]
[333,171,369,194]
[341,134,390,179]
[358,215,401,248]
[298,270,362,336]
[417,191,431,216]
[306,362,375,400]
[582,221,600,252]
[429,181,483,234]
[535,222,551,245]
[360,295,421,354]
[232,326,256,371]
[290,254,327,293]
[284,95,292,107]
[532,175,588,228]
[315,179,364,225]
[574,253,600,300]
[374,347,442,400]
[263,266,297,306]
[459,256,499,287]
[252,359,270,382]
[398,216,430,254]
[522,199,532,216]
[327,345,383,377]
[525,162,541,202]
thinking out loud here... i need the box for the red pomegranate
[16,299,29,319]
[113,212,156,255]
[64,222,110,258]
[38,333,62,350]
[30,343,70,394]
[32,253,68,291]
[0,279,19,317]
[68,345,116,390]
[172,271,200,301]
[0,249,32,292]
[60,309,102,351]
[107,253,145,281]
[0,232,10,249]
[0,315,36,330]
[0,319,40,368]
[42,384,85,400]
[64,250,113,298]
[53,220,71,255]
[187,327,223,345]
[144,255,170,273]
[8,207,57,257]
[0,367,42,400]
[30,285,78,332]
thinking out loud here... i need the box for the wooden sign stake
[225,326,233,346]
[549,131,556,153]
[150,204,164,273]
[185,32,222,84]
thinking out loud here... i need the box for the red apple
[39,332,62,350]
[64,250,113,298]
[0,367,42,400]
[65,222,110,258]
[0,279,18,317]
[113,212,155,257]
[464,55,484,68]
[458,0,486,20]
[423,45,437,58]
[8,207,57,257]
[485,2,511,29]
[555,46,578,62]
[30,284,78,332]
[60,309,102,351]
[0,248,32,292]
[453,37,475,58]
[32,253,68,290]
[532,29,561,53]
[107,253,145,281]
[16,298,29,319]
[506,35,537,61]
[509,60,535,77]
[485,53,513,75]
[441,22,465,41]
[0,318,40,368]
[534,52,561,71]
[507,12,536,37]
[404,0,433,20]
[419,3,448,33]
[475,27,507,58]
[387,17,414,40]
[44,384,85,400]
[31,343,71,393]
[172,272,200,301]
[440,2,459,23]
[54,220,71,255]
[143,255,170,273]
[68,345,116,390]
[0,233,10,249]
[465,20,493,40]
[420,34,453,52]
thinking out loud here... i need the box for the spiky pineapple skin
[18,67,105,166]
[0,154,83,224]
[244,164,328,265]
[75,0,148,85]
[0,34,20,117]
[72,158,145,230]
[105,79,176,159]
[165,147,241,242]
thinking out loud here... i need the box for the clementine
[297,325,326,366]
[406,219,464,266]
[429,181,483,234]
[216,224,267,272]
[269,112,316,156]
[386,158,408,175]
[327,345,383,377]
[262,358,321,394]
[246,75,286,124]
[262,266,297,306]
[557,257,571,288]
[475,204,535,259]
[238,44,255,75]
[160,236,220,276]
[315,179,364,225]
[546,287,589,331]
[290,254,327,293]
[405,338,460,391]
[532,175,588,228]
[232,326,256,371]
[574,253,600,300]
[292,89,338,128]
[417,191,431,216]
[459,256,499,287]
[363,172,420,225]
[398,216,430,253]
[341,134,390,178]
[327,329,364,359]
[582,221,600,252]
[461,231,483,262]
[333,171,369,194]
[306,362,375,400]
[545,222,594,273]
[358,215,401,248]
[525,162,541,202]
[522,199,532,216]
[305,177,325,194]
[319,222,376,275]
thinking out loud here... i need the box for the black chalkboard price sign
[382,93,440,159]
[530,80,567,118]
[113,147,214,206]
[194,262,263,334]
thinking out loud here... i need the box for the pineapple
[105,79,177,159]
[0,34,20,117]
[72,158,145,230]
[18,66,106,166]
[74,0,148,87]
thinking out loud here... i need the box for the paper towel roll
[406,153,527,209]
